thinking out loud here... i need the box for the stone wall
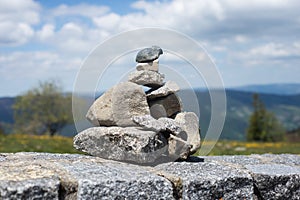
[0,153,299,199]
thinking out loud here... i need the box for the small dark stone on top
[136,46,163,63]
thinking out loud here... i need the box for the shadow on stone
[176,156,204,163]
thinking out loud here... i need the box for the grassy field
[0,134,81,153]
[198,140,300,155]
[0,134,299,155]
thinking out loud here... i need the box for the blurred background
[0,0,299,155]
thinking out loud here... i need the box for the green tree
[0,123,4,135]
[13,80,72,136]
[247,93,285,142]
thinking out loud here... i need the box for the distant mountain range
[231,83,300,95]
[194,90,300,140]
[1,83,299,140]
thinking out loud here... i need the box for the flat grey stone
[86,82,150,127]
[132,115,165,132]
[149,93,182,119]
[136,59,159,72]
[147,80,180,99]
[175,112,201,154]
[132,115,184,136]
[136,46,163,63]
[157,117,184,136]
[155,161,254,200]
[245,164,300,199]
[128,70,165,88]
[73,127,168,164]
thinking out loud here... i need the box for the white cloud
[0,0,40,24]
[51,3,109,18]
[1,0,300,95]
[93,13,121,30]
[36,24,55,41]
[0,0,40,45]
[0,22,34,45]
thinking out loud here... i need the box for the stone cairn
[74,46,201,164]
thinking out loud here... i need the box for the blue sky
[1,0,300,96]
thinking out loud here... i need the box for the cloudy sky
[1,0,300,96]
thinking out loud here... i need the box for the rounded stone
[136,46,163,63]
[148,93,182,119]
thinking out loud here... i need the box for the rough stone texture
[86,86,115,126]
[0,153,174,199]
[157,117,184,136]
[132,115,183,136]
[73,127,168,164]
[155,161,254,200]
[86,82,150,127]
[128,70,165,88]
[149,93,182,119]
[59,160,174,200]
[0,178,60,200]
[1,153,299,200]
[245,164,300,200]
[175,112,201,154]
[147,81,180,99]
[136,59,159,72]
[132,115,165,132]
[136,46,163,63]
[168,135,191,160]
[132,115,192,159]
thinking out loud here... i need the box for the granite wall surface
[0,153,299,199]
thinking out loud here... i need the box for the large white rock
[86,82,150,127]
[73,127,168,164]
[175,112,201,154]
[128,70,165,88]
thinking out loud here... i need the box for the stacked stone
[73,46,201,164]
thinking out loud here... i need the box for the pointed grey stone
[147,80,180,99]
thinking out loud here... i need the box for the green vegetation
[246,93,285,142]
[13,80,73,136]
[204,140,300,155]
[0,134,299,155]
[0,134,80,153]
[0,123,4,135]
